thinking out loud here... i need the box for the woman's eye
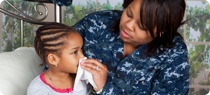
[73,51,78,54]
[138,24,142,29]
[127,11,132,18]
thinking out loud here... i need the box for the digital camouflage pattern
[43,10,190,95]
[72,10,190,95]
[50,0,72,6]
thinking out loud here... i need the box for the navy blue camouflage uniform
[43,10,191,95]
[72,10,190,95]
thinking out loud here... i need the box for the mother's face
[119,0,155,46]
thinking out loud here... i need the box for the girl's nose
[80,52,85,59]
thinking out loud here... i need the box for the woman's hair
[34,23,77,66]
[111,0,186,56]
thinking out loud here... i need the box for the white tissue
[74,57,97,91]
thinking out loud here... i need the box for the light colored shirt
[27,72,92,95]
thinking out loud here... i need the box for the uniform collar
[106,32,149,63]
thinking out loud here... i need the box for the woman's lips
[121,29,131,38]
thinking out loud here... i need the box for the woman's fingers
[82,62,104,78]
[82,61,98,70]
[82,64,99,74]
[82,59,107,73]
[84,59,106,69]
[81,59,107,91]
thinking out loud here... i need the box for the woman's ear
[47,54,60,67]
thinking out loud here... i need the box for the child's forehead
[65,32,83,47]
[67,32,81,40]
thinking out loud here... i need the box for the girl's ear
[47,54,60,67]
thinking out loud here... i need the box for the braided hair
[34,23,77,66]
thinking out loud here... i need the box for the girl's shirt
[27,72,92,95]
[73,10,190,95]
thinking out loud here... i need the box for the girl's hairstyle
[34,23,77,66]
[111,0,186,56]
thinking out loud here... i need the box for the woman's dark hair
[111,0,186,56]
[34,23,77,66]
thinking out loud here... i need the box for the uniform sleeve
[150,45,190,94]
[72,10,122,41]
[100,81,121,95]
[72,16,87,38]
[72,13,102,41]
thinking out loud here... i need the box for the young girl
[27,23,92,95]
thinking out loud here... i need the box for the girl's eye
[73,51,78,54]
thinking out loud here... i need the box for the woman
[73,0,189,94]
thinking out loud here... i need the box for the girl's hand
[81,59,107,91]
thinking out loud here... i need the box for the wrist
[93,88,103,94]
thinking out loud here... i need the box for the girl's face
[58,32,84,73]
[119,0,155,46]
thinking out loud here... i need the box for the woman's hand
[81,59,107,91]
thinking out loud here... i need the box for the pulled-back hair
[34,23,77,66]
[111,0,186,56]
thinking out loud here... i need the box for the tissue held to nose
[79,57,87,66]
[74,57,97,91]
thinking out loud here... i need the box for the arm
[149,42,190,95]
[150,56,190,95]
[72,10,123,40]
[72,16,87,38]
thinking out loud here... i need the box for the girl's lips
[121,29,131,38]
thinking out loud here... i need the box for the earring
[55,64,57,67]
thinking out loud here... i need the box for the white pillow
[0,47,44,95]
[0,91,3,95]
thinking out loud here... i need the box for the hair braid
[34,23,77,66]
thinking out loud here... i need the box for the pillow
[0,47,44,95]
[0,91,3,95]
